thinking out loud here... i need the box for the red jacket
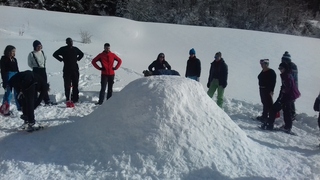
[92,51,122,75]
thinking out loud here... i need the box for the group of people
[257,51,301,134]
[1,40,318,135]
[0,38,122,131]
[145,49,228,108]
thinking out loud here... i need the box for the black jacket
[207,59,228,88]
[258,68,276,93]
[185,56,201,77]
[0,56,19,87]
[8,70,48,108]
[148,60,171,72]
[53,46,84,72]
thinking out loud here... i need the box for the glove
[112,67,116,70]
[196,77,200,82]
[100,67,105,71]
[222,84,227,88]
[207,83,210,88]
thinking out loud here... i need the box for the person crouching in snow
[91,43,122,105]
[8,70,49,132]
[143,69,180,77]
[260,62,300,134]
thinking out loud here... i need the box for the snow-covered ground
[0,6,320,180]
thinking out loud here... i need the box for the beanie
[281,51,291,62]
[33,40,41,50]
[189,48,196,55]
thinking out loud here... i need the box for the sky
[0,6,320,180]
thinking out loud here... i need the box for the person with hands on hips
[91,43,122,105]
[53,37,84,103]
[207,52,228,108]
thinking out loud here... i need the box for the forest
[1,0,320,38]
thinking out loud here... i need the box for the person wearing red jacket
[92,43,122,105]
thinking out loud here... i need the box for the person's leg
[2,86,12,105]
[291,101,296,120]
[216,85,225,108]
[63,73,72,101]
[264,101,283,129]
[71,71,80,102]
[24,85,36,125]
[106,75,115,100]
[187,76,198,82]
[283,102,293,130]
[207,79,218,98]
[13,87,21,110]
[318,112,320,130]
[98,75,108,103]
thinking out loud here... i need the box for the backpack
[314,96,320,112]
[290,75,300,100]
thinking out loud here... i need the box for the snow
[0,6,320,180]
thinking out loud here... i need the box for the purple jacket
[279,72,300,102]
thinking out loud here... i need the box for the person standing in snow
[256,59,276,122]
[0,45,20,114]
[185,48,201,82]
[8,70,49,132]
[314,92,320,130]
[28,40,56,106]
[53,37,84,103]
[207,52,228,108]
[281,51,298,120]
[148,53,171,73]
[260,62,300,134]
[91,43,122,105]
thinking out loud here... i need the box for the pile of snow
[1,77,318,179]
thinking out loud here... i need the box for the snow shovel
[66,85,75,108]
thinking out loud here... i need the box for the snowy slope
[0,6,320,180]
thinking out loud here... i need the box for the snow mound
[0,76,302,179]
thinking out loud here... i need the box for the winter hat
[281,51,291,63]
[214,52,222,58]
[279,62,288,70]
[33,40,41,50]
[189,48,196,55]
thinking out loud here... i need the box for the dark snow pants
[259,88,273,118]
[98,74,114,103]
[63,71,79,102]
[33,67,50,103]
[268,100,293,130]
[20,84,36,124]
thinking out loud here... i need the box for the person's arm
[77,48,84,61]
[1,58,8,88]
[197,59,201,77]
[53,48,63,62]
[165,61,171,70]
[113,54,122,70]
[148,61,155,71]
[91,53,103,70]
[28,52,35,69]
